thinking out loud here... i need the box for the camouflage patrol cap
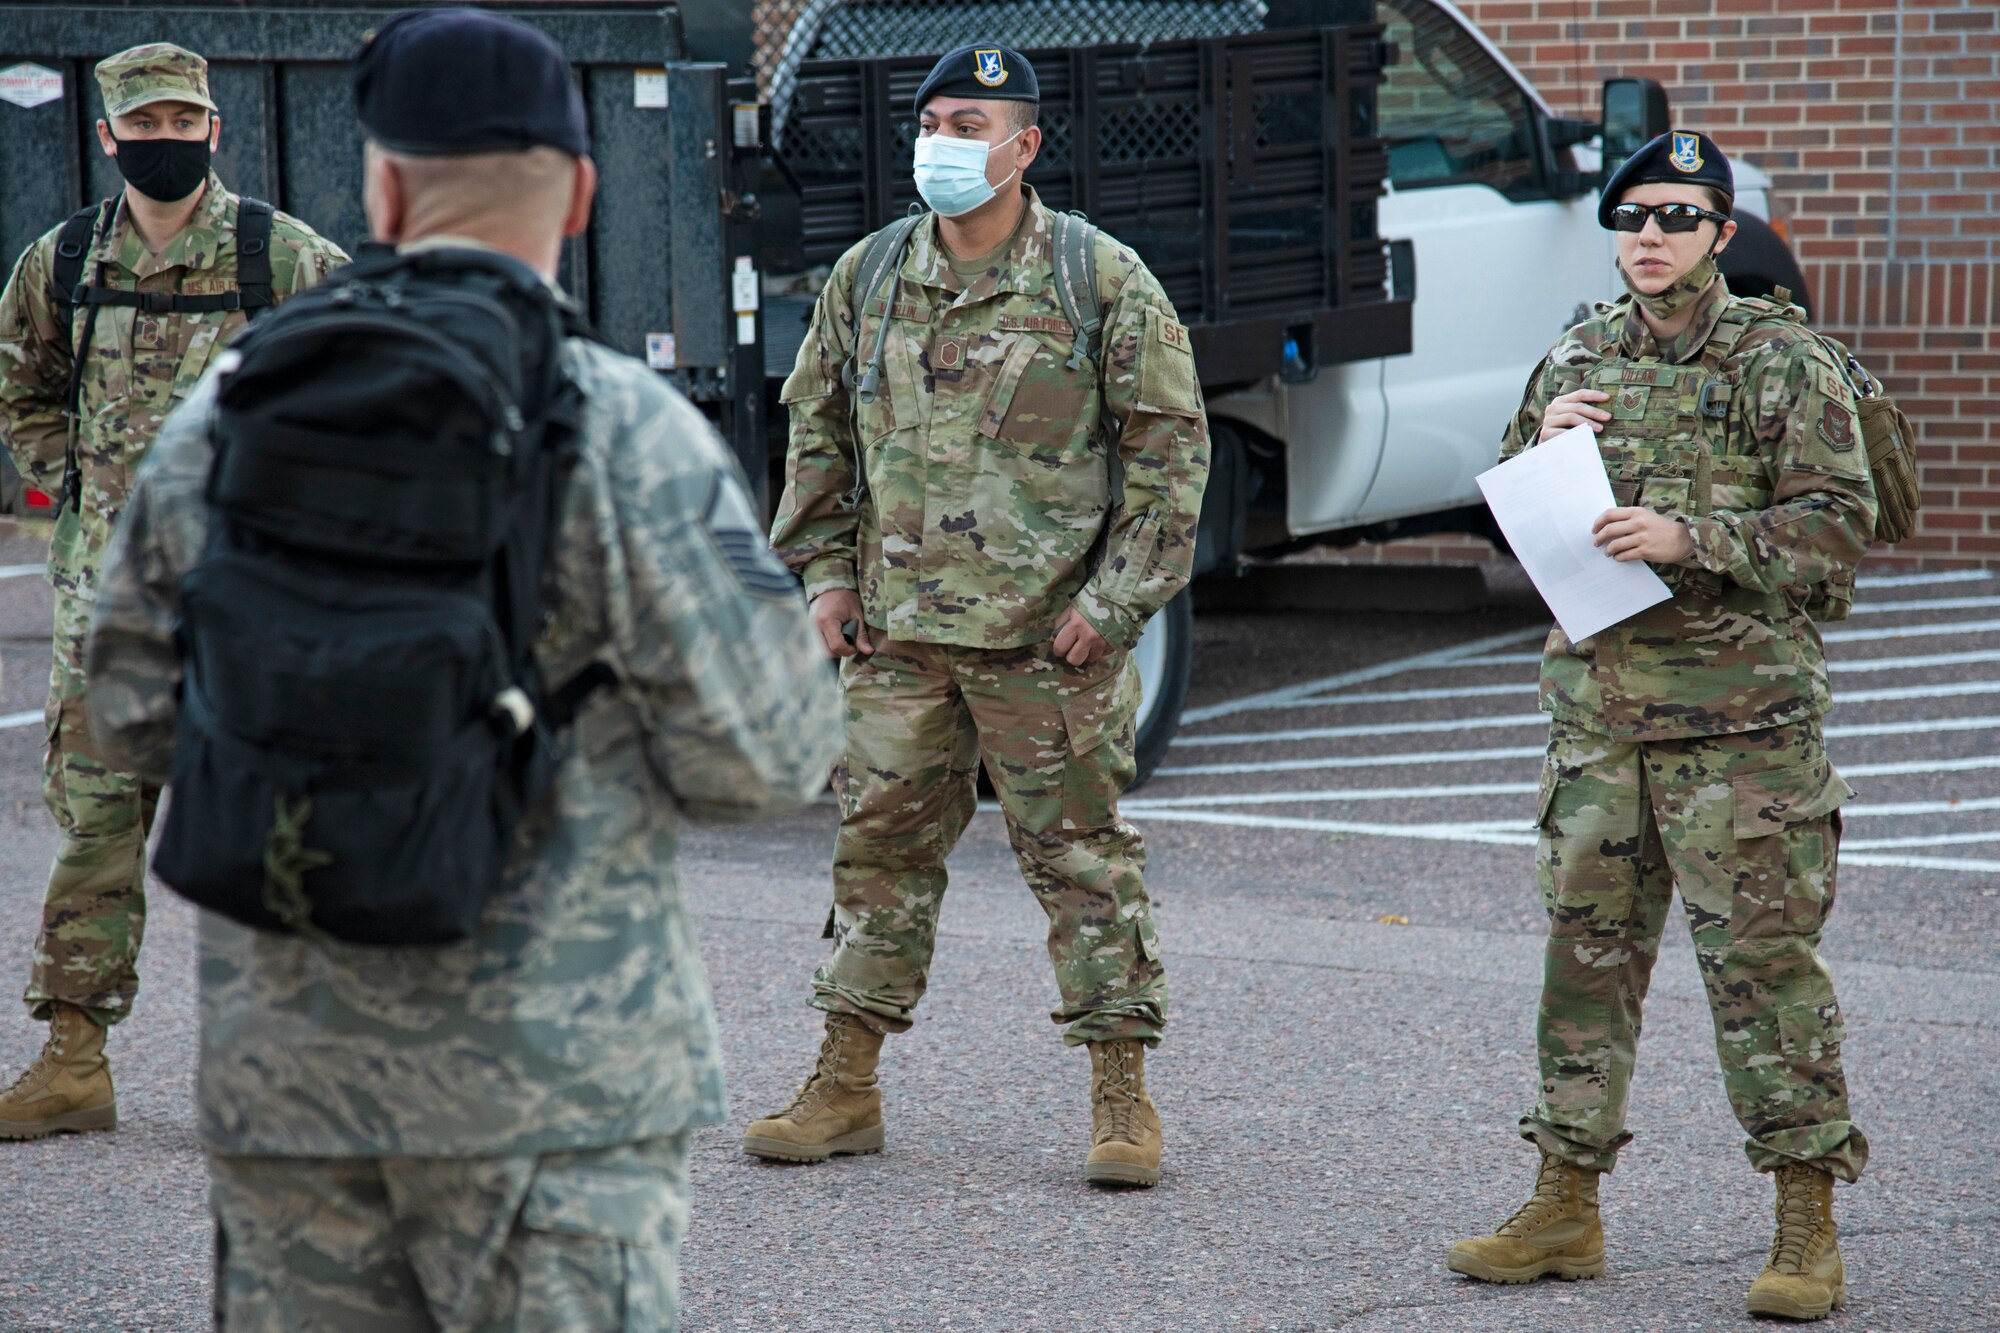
[1599,129,1734,228]
[95,43,218,119]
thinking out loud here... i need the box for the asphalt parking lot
[0,529,1994,1331]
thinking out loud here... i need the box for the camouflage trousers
[27,587,158,1025]
[1521,717,1868,1182]
[209,1134,692,1332]
[813,634,1166,1046]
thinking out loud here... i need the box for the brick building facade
[1401,0,2000,567]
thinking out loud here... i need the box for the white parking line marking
[1858,568,1992,588]
[1184,712,1550,746]
[1180,626,1546,724]
[0,710,39,730]
[1157,746,1545,777]
[1456,618,2000,668]
[1195,664,2000,716]
[1133,808,2000,873]
[0,564,43,580]
[1841,830,2000,851]
[1131,788,2000,819]
[1179,707,2000,749]
[1160,740,2000,781]
[1845,594,2000,614]
[1129,782,1541,809]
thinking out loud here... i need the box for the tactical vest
[48,195,276,511]
[1587,296,1859,620]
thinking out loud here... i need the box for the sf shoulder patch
[1155,315,1189,353]
[704,473,799,599]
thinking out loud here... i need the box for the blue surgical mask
[912,128,1022,218]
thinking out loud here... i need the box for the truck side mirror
[1600,78,1669,179]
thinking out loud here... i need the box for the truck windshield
[1377,0,1547,200]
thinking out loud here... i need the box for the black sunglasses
[1611,202,1731,233]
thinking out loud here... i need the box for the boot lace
[1093,1043,1141,1143]
[1496,1154,1574,1237]
[1767,1167,1827,1273]
[0,1023,66,1097]
[779,1025,849,1123]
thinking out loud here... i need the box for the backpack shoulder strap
[234,198,276,318]
[1050,211,1103,371]
[49,200,114,337]
[845,211,926,406]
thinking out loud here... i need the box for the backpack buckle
[1698,380,1730,419]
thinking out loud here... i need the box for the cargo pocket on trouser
[1059,657,1138,831]
[1730,757,1853,937]
[512,1136,691,1333]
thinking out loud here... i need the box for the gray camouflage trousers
[210,1134,691,1332]
[812,634,1167,1045]
[1520,717,1868,1182]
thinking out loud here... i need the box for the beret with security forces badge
[1598,129,1734,229]
[913,44,1040,112]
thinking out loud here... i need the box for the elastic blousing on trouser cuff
[1769,1167,1826,1272]
[1497,1153,1574,1237]
[1095,1045,1141,1141]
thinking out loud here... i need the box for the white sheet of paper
[1476,424,1672,643]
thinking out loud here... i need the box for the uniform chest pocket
[976,331,1096,468]
[852,304,931,446]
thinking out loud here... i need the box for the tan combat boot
[1446,1150,1605,1283]
[1084,1039,1161,1187]
[741,1013,885,1163]
[1747,1163,1846,1321]
[0,1004,116,1140]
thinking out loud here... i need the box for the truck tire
[1129,589,1193,790]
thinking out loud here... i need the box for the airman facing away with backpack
[757,43,1210,1187]
[1447,131,1876,1322]
[0,41,345,1141]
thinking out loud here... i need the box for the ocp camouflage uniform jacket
[0,172,347,602]
[86,337,845,1158]
[771,187,1211,650]
[1500,279,1878,740]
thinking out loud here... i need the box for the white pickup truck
[1120,0,1811,779]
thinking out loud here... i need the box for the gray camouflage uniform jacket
[87,335,844,1158]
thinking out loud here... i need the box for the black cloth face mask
[110,133,212,202]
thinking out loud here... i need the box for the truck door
[1358,0,1608,523]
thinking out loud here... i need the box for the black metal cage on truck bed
[771,6,1413,385]
[0,1,774,500]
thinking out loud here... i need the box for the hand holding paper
[1476,424,1672,643]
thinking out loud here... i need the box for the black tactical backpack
[153,245,608,946]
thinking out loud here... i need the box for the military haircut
[1006,100,1039,134]
[368,140,575,228]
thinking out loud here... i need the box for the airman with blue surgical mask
[759,41,1212,1190]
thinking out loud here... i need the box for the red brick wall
[1451,0,2000,566]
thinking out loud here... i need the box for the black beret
[352,7,589,157]
[1599,130,1733,228]
[913,44,1039,113]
